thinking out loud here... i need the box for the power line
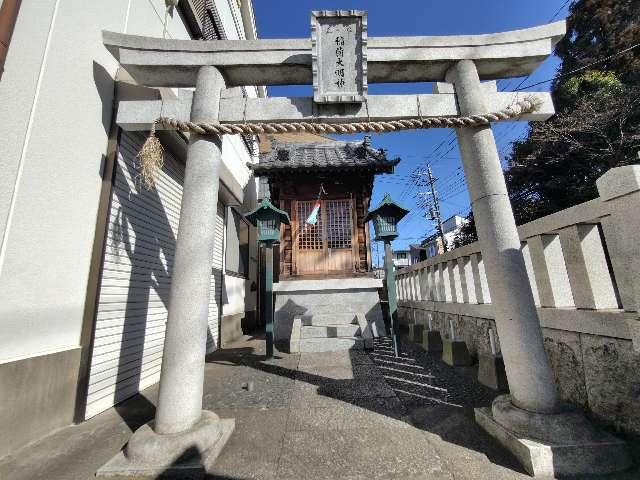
[549,0,571,22]
[514,42,640,91]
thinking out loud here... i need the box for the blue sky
[253,0,570,264]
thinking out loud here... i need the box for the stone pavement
[1,334,637,480]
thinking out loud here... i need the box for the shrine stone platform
[273,277,386,353]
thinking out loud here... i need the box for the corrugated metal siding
[207,204,225,352]
[85,131,223,419]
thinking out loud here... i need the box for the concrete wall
[395,165,640,437]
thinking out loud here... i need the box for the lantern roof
[244,196,290,226]
[364,193,410,223]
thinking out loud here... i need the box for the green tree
[505,0,640,224]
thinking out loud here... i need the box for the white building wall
[0,0,132,362]
[0,0,259,455]
[0,0,259,363]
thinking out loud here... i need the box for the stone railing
[395,165,640,436]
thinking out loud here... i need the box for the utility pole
[416,165,447,253]
[427,166,447,253]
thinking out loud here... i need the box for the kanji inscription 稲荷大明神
[311,10,367,103]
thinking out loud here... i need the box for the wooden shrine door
[294,199,354,276]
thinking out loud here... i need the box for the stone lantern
[365,193,409,356]
[245,196,290,244]
[245,196,290,358]
[366,193,410,242]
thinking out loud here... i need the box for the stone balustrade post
[520,241,540,306]
[527,234,574,308]
[469,253,490,304]
[433,264,441,301]
[419,266,428,300]
[458,256,471,303]
[451,259,463,302]
[442,262,453,302]
[597,165,640,351]
[558,224,618,310]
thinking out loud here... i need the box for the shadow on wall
[273,298,308,348]
[90,132,218,421]
[92,62,115,136]
[110,140,176,412]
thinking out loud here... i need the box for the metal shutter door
[207,204,225,352]
[85,132,185,419]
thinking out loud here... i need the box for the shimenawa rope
[137,95,541,188]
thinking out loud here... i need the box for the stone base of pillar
[477,353,508,391]
[475,395,630,477]
[97,411,235,479]
[442,339,472,367]
[408,324,424,344]
[422,330,443,355]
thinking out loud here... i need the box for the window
[396,252,407,259]
[326,199,352,249]
[226,208,249,277]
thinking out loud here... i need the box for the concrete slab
[424,330,444,354]
[208,408,289,480]
[299,336,364,352]
[477,354,509,391]
[298,350,374,368]
[290,375,397,405]
[287,398,410,431]
[442,339,473,367]
[277,427,455,480]
[202,364,294,411]
[295,363,380,379]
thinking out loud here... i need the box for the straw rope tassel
[137,123,164,190]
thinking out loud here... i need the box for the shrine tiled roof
[250,136,400,176]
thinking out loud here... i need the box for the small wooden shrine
[250,135,400,279]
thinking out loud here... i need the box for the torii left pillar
[98,66,235,478]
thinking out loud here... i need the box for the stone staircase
[274,278,386,353]
[299,313,365,352]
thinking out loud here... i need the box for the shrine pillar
[99,65,234,477]
[445,60,630,477]
[154,65,226,433]
[446,59,559,413]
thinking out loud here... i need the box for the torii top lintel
[103,20,565,89]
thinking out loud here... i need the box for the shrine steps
[301,324,361,338]
[299,336,365,353]
[301,313,357,326]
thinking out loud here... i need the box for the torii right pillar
[446,59,630,477]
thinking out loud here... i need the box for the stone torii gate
[98,12,629,478]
